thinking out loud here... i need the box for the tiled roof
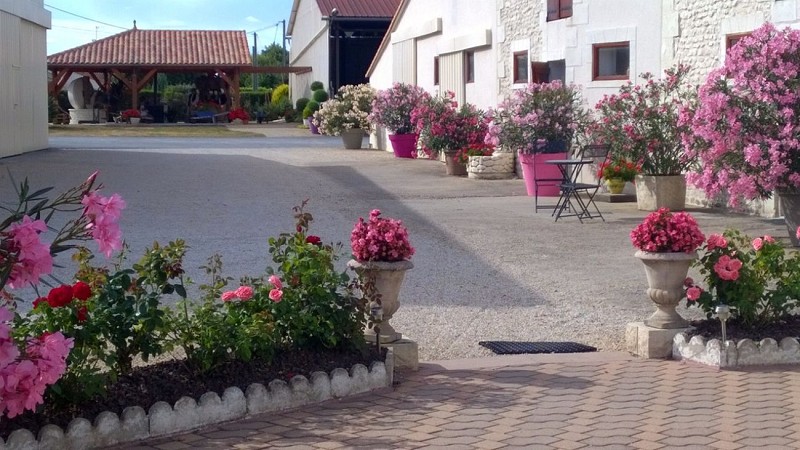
[315,0,400,18]
[47,29,252,67]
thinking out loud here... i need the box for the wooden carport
[47,27,310,112]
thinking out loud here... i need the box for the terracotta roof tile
[47,29,252,67]
[315,0,400,18]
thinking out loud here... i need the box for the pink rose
[752,238,763,251]
[220,291,238,302]
[764,235,775,243]
[234,286,253,301]
[686,286,702,301]
[269,289,283,303]
[268,275,283,290]
[707,234,728,251]
[714,255,743,281]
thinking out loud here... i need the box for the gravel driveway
[0,125,788,361]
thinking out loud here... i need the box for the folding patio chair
[557,144,610,222]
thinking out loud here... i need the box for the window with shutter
[547,0,573,21]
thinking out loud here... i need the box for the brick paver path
[122,352,800,449]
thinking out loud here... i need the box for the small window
[547,0,573,21]
[465,51,475,83]
[434,56,439,85]
[726,32,751,51]
[513,51,528,84]
[592,42,630,81]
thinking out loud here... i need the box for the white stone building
[0,0,51,158]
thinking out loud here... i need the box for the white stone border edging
[1,349,394,450]
[673,332,800,367]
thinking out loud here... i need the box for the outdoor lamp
[715,304,731,343]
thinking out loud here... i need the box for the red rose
[47,285,74,308]
[72,281,92,301]
[33,297,47,309]
[76,306,88,323]
[306,235,322,245]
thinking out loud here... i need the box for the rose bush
[684,229,800,328]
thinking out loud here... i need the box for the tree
[240,43,289,89]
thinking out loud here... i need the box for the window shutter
[560,0,573,18]
[531,62,550,83]
[547,0,559,21]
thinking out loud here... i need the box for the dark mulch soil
[688,315,800,342]
[0,347,386,440]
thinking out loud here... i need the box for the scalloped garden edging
[673,332,800,367]
[0,349,393,450]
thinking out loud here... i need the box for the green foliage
[310,81,324,91]
[303,100,320,119]
[266,202,366,351]
[296,97,310,114]
[312,89,329,103]
[688,229,800,328]
[271,84,290,105]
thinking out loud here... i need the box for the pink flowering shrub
[1,172,124,296]
[682,23,800,206]
[684,229,800,327]
[486,81,589,154]
[0,306,73,418]
[369,82,427,134]
[630,208,705,253]
[593,64,694,175]
[410,91,489,157]
[351,209,414,262]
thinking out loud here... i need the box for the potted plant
[369,83,427,159]
[347,209,414,343]
[682,24,800,245]
[227,107,250,124]
[461,142,513,180]
[312,84,376,149]
[486,81,589,195]
[303,100,321,134]
[593,64,694,211]
[597,158,640,194]
[121,109,141,124]
[410,92,489,175]
[630,208,706,329]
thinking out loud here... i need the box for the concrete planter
[467,152,515,180]
[348,259,413,343]
[341,128,365,149]
[0,351,393,449]
[635,174,686,211]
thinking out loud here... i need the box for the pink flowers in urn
[351,209,414,262]
[630,208,705,253]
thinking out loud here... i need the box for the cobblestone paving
[120,352,800,449]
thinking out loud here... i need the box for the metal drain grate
[478,341,597,355]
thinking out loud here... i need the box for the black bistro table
[545,159,594,222]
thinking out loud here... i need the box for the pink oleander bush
[681,23,800,206]
[684,229,800,327]
[369,82,427,134]
[630,208,705,253]
[486,80,589,154]
[351,209,414,262]
[593,64,694,175]
[410,91,489,158]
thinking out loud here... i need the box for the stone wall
[671,0,771,85]
[496,0,543,97]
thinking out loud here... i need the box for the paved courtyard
[2,125,799,448]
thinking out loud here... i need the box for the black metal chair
[555,144,610,222]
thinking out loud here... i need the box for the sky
[45,0,295,55]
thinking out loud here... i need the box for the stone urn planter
[341,128,365,149]
[635,250,696,329]
[467,152,515,180]
[635,174,686,211]
[347,259,413,343]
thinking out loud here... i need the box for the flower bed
[0,349,392,448]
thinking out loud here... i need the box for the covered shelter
[47,26,310,121]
